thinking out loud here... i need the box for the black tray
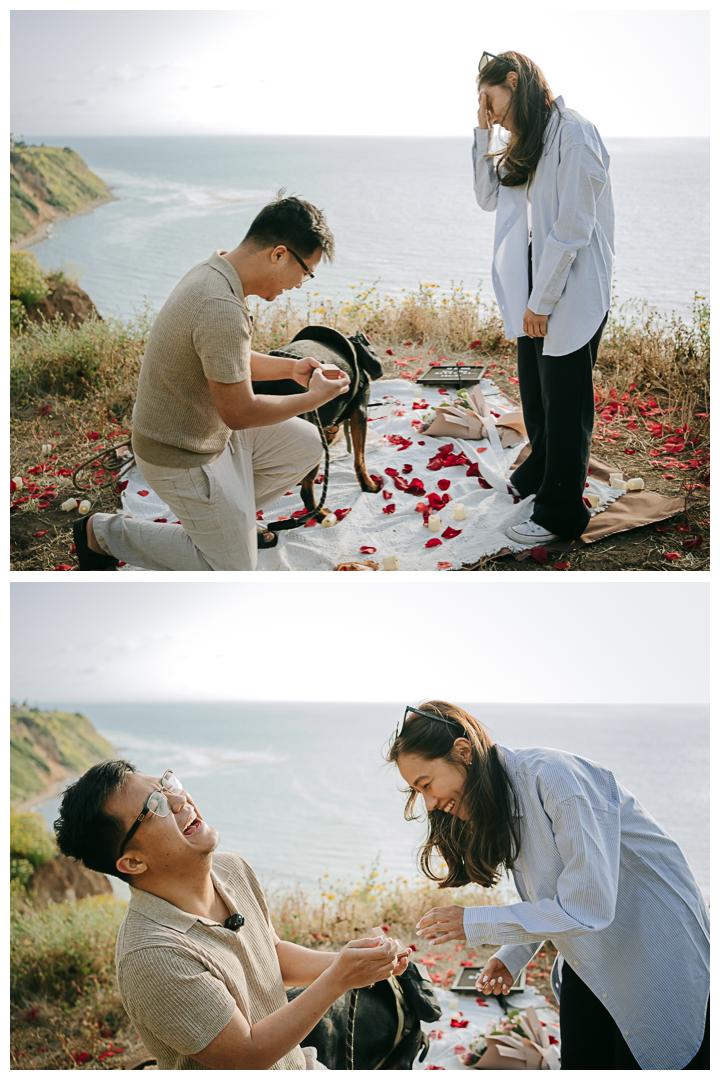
[417,365,483,387]
[450,964,527,994]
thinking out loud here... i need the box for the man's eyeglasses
[478,51,513,75]
[392,705,464,745]
[287,248,315,282]
[119,769,183,855]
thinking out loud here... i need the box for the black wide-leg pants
[559,961,710,1070]
[511,312,608,540]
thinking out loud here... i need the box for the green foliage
[10,250,50,308]
[10,144,111,240]
[10,708,116,806]
[10,813,58,868]
[10,298,26,332]
[10,306,154,403]
[10,858,35,890]
[10,895,127,1003]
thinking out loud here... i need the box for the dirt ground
[10,355,709,572]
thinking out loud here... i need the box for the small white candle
[413,386,423,400]
[453,503,466,521]
[611,477,627,490]
[61,498,78,512]
[383,554,400,571]
[608,471,623,482]
[321,513,337,528]
[428,515,442,532]
[12,476,23,490]
[41,443,53,456]
[78,499,92,514]
[585,493,600,508]
[625,477,645,491]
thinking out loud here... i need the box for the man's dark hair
[54,759,137,884]
[242,189,335,262]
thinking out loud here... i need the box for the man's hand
[475,957,513,996]
[415,905,466,946]
[292,357,345,388]
[304,366,350,408]
[523,308,548,338]
[327,936,399,994]
[390,939,410,977]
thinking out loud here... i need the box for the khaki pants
[92,418,322,571]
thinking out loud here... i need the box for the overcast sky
[10,4,710,138]
[11,581,709,704]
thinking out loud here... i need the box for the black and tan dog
[252,325,385,517]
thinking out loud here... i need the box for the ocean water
[22,135,709,322]
[33,701,709,901]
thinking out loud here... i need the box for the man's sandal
[257,526,278,550]
[73,515,119,571]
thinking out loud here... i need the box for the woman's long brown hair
[477,51,560,187]
[386,701,520,888]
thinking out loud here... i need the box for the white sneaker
[506,518,559,545]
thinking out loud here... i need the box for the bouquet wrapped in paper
[418,385,526,448]
[460,1005,560,1071]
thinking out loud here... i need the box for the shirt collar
[208,250,247,305]
[127,861,238,934]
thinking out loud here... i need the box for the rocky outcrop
[10,141,113,244]
[25,279,101,327]
[28,854,113,909]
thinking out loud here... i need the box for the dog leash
[346,987,359,1070]
[264,410,332,534]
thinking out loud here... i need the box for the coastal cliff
[10,705,115,807]
[10,141,113,245]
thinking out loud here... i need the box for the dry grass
[10,286,709,571]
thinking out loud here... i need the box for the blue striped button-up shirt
[463,745,709,1070]
[472,97,615,356]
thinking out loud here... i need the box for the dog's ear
[350,333,384,381]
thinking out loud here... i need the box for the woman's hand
[390,938,410,977]
[477,89,490,130]
[327,936,398,994]
[475,956,513,995]
[523,308,548,338]
[415,905,466,945]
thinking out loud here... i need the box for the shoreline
[10,192,116,252]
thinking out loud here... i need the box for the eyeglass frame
[119,769,183,855]
[478,50,513,75]
[392,705,465,745]
[286,247,315,281]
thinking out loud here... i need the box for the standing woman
[387,702,710,1070]
[473,52,615,545]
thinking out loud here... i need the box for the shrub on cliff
[10,250,50,310]
[11,813,58,869]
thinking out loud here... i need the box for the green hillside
[10,142,112,242]
[10,707,115,805]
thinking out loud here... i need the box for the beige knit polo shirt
[132,251,252,469]
[115,852,305,1070]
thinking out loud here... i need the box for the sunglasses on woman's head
[478,51,513,75]
[392,705,464,744]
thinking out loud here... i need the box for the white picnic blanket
[118,378,623,571]
[413,983,560,1070]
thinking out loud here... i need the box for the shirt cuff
[473,127,490,149]
[463,904,502,946]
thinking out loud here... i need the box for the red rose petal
[624,448,636,455]
[425,538,442,547]
[137,490,150,497]
[382,503,396,514]
[475,998,489,1007]
[663,552,681,561]
[437,478,451,491]
[530,545,549,565]
[437,561,452,570]
[682,537,703,549]
[441,526,462,539]
[54,564,72,571]
[382,490,393,501]
[385,467,399,477]
[334,508,351,521]
[85,432,101,441]
[360,546,377,554]
[450,1019,469,1028]
[385,349,393,355]
[402,463,413,474]
[553,562,570,570]
[304,517,318,527]
[32,530,49,537]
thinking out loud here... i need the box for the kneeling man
[54,762,407,1070]
[77,193,349,571]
